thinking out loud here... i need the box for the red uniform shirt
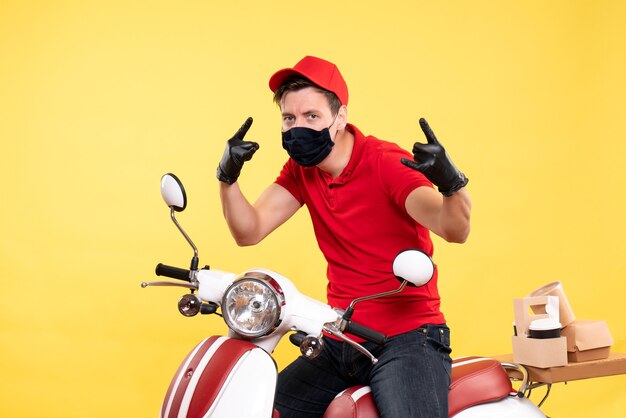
[275,124,445,337]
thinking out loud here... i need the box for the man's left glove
[216,117,260,185]
[401,118,469,196]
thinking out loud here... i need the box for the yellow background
[1,0,625,416]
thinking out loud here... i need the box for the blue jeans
[275,324,452,418]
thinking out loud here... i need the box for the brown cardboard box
[561,320,614,362]
[512,335,568,368]
[512,296,568,368]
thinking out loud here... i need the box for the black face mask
[282,124,335,167]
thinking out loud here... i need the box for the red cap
[269,56,349,105]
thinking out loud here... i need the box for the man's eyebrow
[281,109,320,117]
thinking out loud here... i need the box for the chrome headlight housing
[222,273,284,338]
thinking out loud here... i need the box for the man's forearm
[440,188,471,243]
[219,182,261,246]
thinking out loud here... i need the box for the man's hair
[273,75,342,116]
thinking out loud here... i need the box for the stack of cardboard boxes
[512,281,614,369]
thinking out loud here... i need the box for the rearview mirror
[160,173,187,212]
[392,249,434,287]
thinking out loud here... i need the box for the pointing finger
[234,117,253,140]
[419,118,440,145]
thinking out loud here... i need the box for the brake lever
[141,281,198,290]
[324,325,379,364]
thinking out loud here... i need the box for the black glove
[401,118,468,196]
[216,117,259,185]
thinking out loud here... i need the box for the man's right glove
[216,117,260,185]
[401,118,469,196]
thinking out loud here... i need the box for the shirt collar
[327,123,366,186]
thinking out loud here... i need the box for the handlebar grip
[155,263,191,282]
[344,322,387,345]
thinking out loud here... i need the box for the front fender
[160,336,277,418]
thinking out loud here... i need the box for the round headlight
[222,276,283,338]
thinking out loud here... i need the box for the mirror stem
[170,207,199,263]
[343,280,408,322]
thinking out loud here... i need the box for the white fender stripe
[452,357,492,369]
[177,337,229,418]
[163,337,224,418]
[332,386,372,402]
[334,389,347,398]
[350,386,372,402]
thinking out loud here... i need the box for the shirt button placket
[327,184,335,209]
